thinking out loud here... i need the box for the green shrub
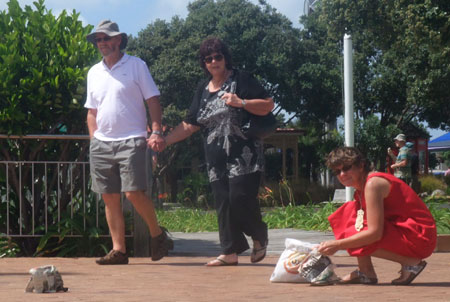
[444,174,450,194]
[419,175,447,194]
[263,203,339,231]
[0,237,20,257]
[426,203,450,234]
[175,172,213,209]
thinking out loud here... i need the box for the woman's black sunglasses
[203,54,224,64]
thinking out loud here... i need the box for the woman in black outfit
[164,37,274,266]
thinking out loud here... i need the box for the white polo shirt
[84,53,160,141]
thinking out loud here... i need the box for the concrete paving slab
[169,228,339,256]
[1,229,449,302]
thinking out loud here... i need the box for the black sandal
[250,240,268,263]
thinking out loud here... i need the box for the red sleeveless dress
[328,172,437,258]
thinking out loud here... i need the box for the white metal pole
[344,34,355,201]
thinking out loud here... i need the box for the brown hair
[199,37,233,74]
[326,147,370,173]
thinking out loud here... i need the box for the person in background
[388,134,411,184]
[85,20,171,264]
[385,145,398,175]
[163,37,273,266]
[406,142,421,193]
[318,147,436,285]
[445,168,450,177]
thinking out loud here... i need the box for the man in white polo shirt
[85,20,170,264]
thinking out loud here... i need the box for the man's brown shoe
[151,231,170,261]
[96,250,129,265]
[160,226,174,251]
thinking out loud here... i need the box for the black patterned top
[184,70,270,182]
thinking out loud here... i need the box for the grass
[157,198,450,235]
[157,202,340,233]
[262,203,339,231]
[157,208,218,232]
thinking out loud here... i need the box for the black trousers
[210,171,268,255]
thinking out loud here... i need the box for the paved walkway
[1,229,449,302]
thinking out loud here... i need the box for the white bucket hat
[87,20,128,50]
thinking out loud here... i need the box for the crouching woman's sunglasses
[332,164,353,176]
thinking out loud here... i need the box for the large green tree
[293,8,342,126]
[315,0,450,131]
[128,0,304,113]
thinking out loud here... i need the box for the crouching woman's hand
[317,240,341,256]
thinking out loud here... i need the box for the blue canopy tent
[428,132,450,152]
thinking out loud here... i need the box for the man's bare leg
[125,191,162,237]
[102,193,126,253]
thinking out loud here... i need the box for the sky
[0,0,446,140]
[0,0,306,36]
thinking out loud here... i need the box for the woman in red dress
[318,147,436,285]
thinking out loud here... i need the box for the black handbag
[227,72,278,139]
[241,111,278,139]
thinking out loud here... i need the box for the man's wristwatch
[241,99,246,108]
[151,130,163,136]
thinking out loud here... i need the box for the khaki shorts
[89,137,147,194]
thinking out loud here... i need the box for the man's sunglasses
[203,54,224,64]
[332,164,353,176]
[95,36,112,43]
